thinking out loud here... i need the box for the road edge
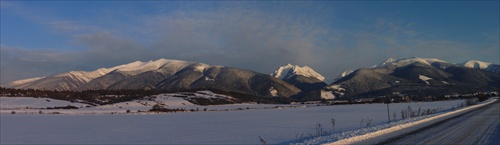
[324,98,498,145]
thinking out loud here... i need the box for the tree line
[0,87,164,105]
[0,87,294,106]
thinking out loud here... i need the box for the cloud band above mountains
[1,1,499,84]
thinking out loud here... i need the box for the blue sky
[1,1,499,84]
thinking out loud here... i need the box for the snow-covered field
[0,97,89,109]
[0,97,468,144]
[0,92,300,114]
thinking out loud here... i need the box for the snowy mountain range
[330,57,500,97]
[333,57,499,84]
[4,57,499,100]
[372,57,499,73]
[4,59,301,98]
[6,59,204,90]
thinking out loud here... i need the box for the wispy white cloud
[1,2,498,84]
[0,45,82,84]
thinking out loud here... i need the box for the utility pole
[385,96,391,124]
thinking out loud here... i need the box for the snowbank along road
[327,99,498,145]
[381,101,499,145]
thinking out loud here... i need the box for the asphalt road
[383,101,499,145]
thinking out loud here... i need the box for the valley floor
[0,98,470,144]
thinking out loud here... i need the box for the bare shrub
[258,136,267,145]
[330,117,336,132]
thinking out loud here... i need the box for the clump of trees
[46,105,78,110]
[1,87,299,106]
[186,98,233,105]
[149,104,185,113]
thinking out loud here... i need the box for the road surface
[382,101,499,145]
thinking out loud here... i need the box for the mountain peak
[372,58,396,68]
[383,57,396,65]
[271,64,325,81]
[333,69,354,82]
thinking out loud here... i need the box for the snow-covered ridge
[373,57,499,72]
[371,57,499,74]
[334,69,353,82]
[372,58,397,68]
[373,57,448,68]
[3,77,46,88]
[102,58,205,75]
[460,60,492,69]
[7,58,209,87]
[112,59,205,74]
[271,64,325,81]
[339,69,353,78]
[459,60,500,73]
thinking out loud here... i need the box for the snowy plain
[0,96,469,144]
[0,92,300,114]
